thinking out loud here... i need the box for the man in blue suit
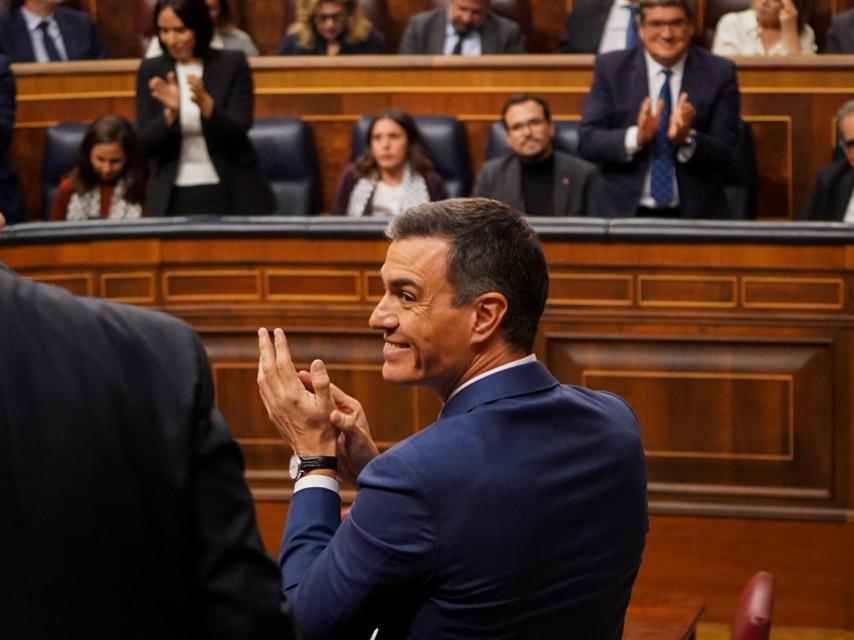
[0,0,108,63]
[257,197,649,639]
[578,0,741,219]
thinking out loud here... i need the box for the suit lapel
[504,157,524,210]
[10,11,36,62]
[831,167,854,220]
[54,11,78,60]
[628,47,649,115]
[480,13,498,54]
[428,10,446,54]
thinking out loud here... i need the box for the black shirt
[521,153,555,215]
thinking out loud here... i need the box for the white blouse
[174,61,220,186]
[712,9,816,56]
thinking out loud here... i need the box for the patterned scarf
[346,164,430,217]
[66,180,142,221]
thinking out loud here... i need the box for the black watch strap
[291,454,338,480]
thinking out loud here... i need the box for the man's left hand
[668,92,695,145]
[257,328,338,456]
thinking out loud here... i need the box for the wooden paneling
[11,57,854,221]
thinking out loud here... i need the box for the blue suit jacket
[0,54,23,223]
[578,45,741,219]
[281,361,648,640]
[0,7,108,62]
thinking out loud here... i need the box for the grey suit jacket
[399,7,525,54]
[827,9,854,53]
[556,0,613,53]
[473,149,596,216]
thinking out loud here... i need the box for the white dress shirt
[21,7,69,62]
[443,20,482,56]
[599,0,635,54]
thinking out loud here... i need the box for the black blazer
[0,6,108,62]
[0,54,23,224]
[136,49,275,216]
[473,149,597,216]
[826,9,854,53]
[799,158,854,221]
[578,45,741,219]
[556,0,612,53]
[0,264,297,638]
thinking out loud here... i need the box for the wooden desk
[625,593,705,640]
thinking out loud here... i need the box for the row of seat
[41,115,758,218]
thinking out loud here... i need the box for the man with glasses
[800,99,854,221]
[578,0,741,219]
[399,0,524,55]
[473,94,597,216]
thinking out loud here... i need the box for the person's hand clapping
[636,97,663,147]
[148,71,179,125]
[187,74,214,119]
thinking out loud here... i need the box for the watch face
[289,454,300,480]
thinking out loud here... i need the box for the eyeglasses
[642,18,690,31]
[507,117,548,133]
[314,11,347,23]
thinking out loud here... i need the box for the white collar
[643,48,688,77]
[445,354,537,403]
[21,6,55,31]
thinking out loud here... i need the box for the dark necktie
[650,68,674,206]
[625,5,640,48]
[37,21,62,61]
[451,33,467,55]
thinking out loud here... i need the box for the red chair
[731,571,775,640]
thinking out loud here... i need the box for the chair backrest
[41,122,88,220]
[484,119,581,160]
[702,0,752,48]
[725,119,758,220]
[248,118,319,215]
[731,571,775,640]
[349,115,471,197]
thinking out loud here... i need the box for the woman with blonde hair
[275,0,387,55]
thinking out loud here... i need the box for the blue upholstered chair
[484,119,581,161]
[349,115,471,197]
[41,122,88,220]
[249,118,319,215]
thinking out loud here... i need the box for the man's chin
[381,364,420,387]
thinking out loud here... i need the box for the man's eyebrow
[386,277,421,291]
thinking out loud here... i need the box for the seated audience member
[147,0,259,58]
[0,219,298,639]
[399,0,525,54]
[826,8,854,53]
[332,108,447,216]
[473,94,596,216]
[557,0,641,54]
[0,53,24,224]
[50,115,146,221]
[712,0,816,56]
[579,0,741,219]
[136,0,274,217]
[257,198,648,639]
[800,99,854,221]
[276,0,386,55]
[0,0,108,62]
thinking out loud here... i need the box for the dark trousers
[166,184,227,216]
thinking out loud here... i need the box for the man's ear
[470,292,508,345]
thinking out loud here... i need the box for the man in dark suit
[0,54,24,224]
[0,221,297,639]
[800,99,854,221]
[557,0,641,53]
[399,0,525,54]
[257,198,649,639]
[0,0,108,62]
[578,0,741,219]
[473,94,597,216]
[826,8,854,53]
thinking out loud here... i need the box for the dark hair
[71,115,146,205]
[355,108,434,178]
[154,0,214,58]
[387,198,548,352]
[500,94,552,130]
[214,0,235,29]
[638,0,693,22]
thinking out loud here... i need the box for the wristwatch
[683,128,698,149]
[289,454,338,481]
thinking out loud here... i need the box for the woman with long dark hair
[50,114,146,220]
[136,0,274,216]
[332,108,447,216]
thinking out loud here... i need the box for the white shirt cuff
[293,474,340,494]
[624,126,639,158]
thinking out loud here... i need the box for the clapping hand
[186,74,214,119]
[149,71,179,125]
[636,97,664,147]
[667,92,695,145]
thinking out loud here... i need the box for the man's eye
[401,292,416,302]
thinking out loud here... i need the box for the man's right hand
[636,97,664,148]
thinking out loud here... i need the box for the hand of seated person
[149,71,179,125]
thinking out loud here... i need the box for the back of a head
[387,197,548,352]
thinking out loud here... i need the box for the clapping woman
[136,0,274,216]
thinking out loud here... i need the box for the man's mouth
[383,339,411,355]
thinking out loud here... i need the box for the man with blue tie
[557,0,642,53]
[0,0,108,63]
[578,0,741,219]
[257,198,648,639]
